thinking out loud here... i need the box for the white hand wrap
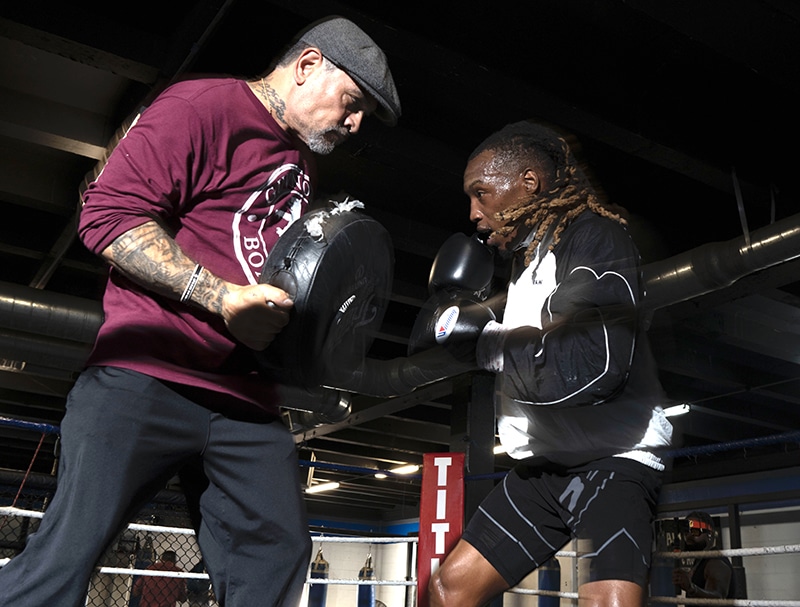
[476,320,511,373]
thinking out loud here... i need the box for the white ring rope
[650,598,800,607]
[0,506,418,586]
[306,578,417,586]
[658,546,800,559]
[0,506,43,520]
[4,507,800,603]
[92,567,209,579]
[311,536,416,543]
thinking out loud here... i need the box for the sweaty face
[463,149,531,250]
[292,62,377,155]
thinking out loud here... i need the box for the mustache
[327,125,350,139]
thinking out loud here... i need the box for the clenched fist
[222,283,294,350]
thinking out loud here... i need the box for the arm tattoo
[105,220,228,315]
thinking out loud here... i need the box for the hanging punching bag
[537,556,560,607]
[649,518,684,597]
[357,554,375,607]
[308,547,329,607]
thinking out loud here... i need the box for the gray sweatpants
[0,366,311,607]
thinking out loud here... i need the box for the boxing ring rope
[650,600,800,606]
[0,506,417,591]
[2,502,800,605]
[4,498,800,606]
[647,546,800,607]
[0,416,60,435]
[7,409,800,479]
[3,416,800,604]
[306,536,418,587]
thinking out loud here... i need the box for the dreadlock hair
[469,121,628,266]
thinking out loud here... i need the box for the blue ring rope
[2,417,798,481]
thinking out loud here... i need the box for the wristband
[180,264,204,303]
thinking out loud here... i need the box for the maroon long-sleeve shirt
[79,77,316,414]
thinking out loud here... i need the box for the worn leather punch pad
[256,204,394,392]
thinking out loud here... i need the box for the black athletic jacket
[479,211,672,468]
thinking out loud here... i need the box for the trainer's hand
[222,283,294,350]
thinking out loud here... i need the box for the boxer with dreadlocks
[475,120,629,266]
[428,121,673,607]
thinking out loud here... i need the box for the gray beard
[306,127,349,155]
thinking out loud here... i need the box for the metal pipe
[0,281,102,342]
[1,212,799,405]
[0,328,91,372]
[641,212,800,310]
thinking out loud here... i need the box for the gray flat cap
[299,16,401,126]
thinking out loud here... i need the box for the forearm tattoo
[105,221,228,314]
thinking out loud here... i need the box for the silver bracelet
[180,264,204,303]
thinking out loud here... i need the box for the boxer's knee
[427,541,508,607]
[428,565,456,607]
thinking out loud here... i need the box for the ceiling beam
[265,0,764,202]
[293,380,456,443]
[0,17,160,84]
[624,0,800,94]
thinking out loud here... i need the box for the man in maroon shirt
[0,16,399,607]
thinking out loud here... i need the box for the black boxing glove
[408,291,497,365]
[435,299,498,365]
[428,233,495,300]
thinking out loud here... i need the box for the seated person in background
[133,550,187,607]
[672,511,734,599]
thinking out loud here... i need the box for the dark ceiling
[2,0,800,526]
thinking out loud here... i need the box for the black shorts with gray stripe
[462,456,662,588]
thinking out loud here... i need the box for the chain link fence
[1,481,217,607]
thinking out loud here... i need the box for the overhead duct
[0,328,92,373]
[0,282,101,372]
[641,212,800,310]
[0,281,102,342]
[1,211,799,404]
